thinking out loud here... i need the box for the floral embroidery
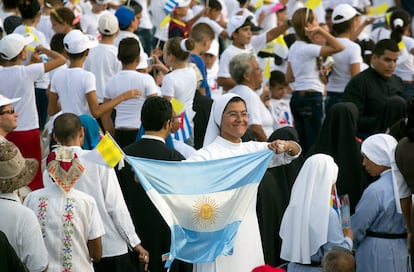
[37,197,48,238]
[62,198,75,272]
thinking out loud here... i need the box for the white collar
[141,134,166,143]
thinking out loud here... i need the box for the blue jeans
[135,27,153,56]
[35,88,48,131]
[325,92,343,115]
[290,92,323,154]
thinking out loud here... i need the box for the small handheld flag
[81,133,124,168]
[305,0,321,10]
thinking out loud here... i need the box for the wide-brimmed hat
[47,146,84,193]
[0,141,38,193]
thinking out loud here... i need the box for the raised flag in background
[126,149,274,267]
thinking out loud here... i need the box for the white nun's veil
[279,154,339,264]
[203,93,241,147]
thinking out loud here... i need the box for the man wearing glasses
[0,95,20,140]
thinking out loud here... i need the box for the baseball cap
[98,13,119,35]
[206,39,219,57]
[332,4,360,24]
[0,33,34,60]
[63,29,98,54]
[115,6,135,30]
[0,95,21,107]
[177,0,191,7]
[227,13,261,38]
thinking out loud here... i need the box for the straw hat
[0,141,38,193]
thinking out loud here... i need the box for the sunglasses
[0,108,15,115]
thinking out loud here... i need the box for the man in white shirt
[48,113,150,272]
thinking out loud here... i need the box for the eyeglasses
[223,111,249,120]
[0,108,15,115]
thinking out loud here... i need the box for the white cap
[227,13,253,38]
[95,0,111,5]
[136,51,149,70]
[176,0,191,7]
[0,95,20,107]
[206,39,219,57]
[63,29,98,54]
[332,4,359,24]
[0,33,34,60]
[98,13,119,35]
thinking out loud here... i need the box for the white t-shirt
[268,98,294,129]
[395,36,414,82]
[218,33,267,79]
[370,27,390,43]
[255,4,277,32]
[51,67,96,116]
[136,0,153,29]
[149,0,168,42]
[104,70,158,129]
[84,43,122,103]
[0,193,48,272]
[81,10,110,37]
[24,185,105,272]
[288,40,324,93]
[0,64,43,130]
[229,84,275,138]
[13,25,50,89]
[37,14,55,45]
[327,37,362,93]
[161,67,197,121]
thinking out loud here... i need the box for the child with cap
[218,12,290,91]
[0,141,48,272]
[80,0,111,37]
[48,29,142,120]
[114,4,149,71]
[168,0,205,39]
[47,113,149,272]
[14,0,56,132]
[102,37,158,147]
[268,70,294,129]
[202,40,222,99]
[24,145,105,271]
[0,32,66,191]
[84,13,122,105]
[325,4,363,114]
[0,95,21,140]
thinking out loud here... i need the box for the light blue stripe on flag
[126,149,274,265]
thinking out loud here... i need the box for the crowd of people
[0,0,414,271]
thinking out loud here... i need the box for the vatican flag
[126,149,274,266]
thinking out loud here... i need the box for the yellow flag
[367,3,389,16]
[254,0,263,9]
[398,40,406,50]
[264,58,271,80]
[160,14,171,28]
[95,133,123,168]
[171,98,185,114]
[305,0,321,10]
[385,12,392,26]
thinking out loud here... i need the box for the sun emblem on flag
[192,195,219,228]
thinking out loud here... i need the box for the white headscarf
[203,93,241,147]
[361,133,403,213]
[279,154,338,264]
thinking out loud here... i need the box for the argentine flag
[126,149,274,266]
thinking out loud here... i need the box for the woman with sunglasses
[285,7,344,154]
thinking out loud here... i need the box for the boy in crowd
[102,37,158,147]
[268,70,294,128]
